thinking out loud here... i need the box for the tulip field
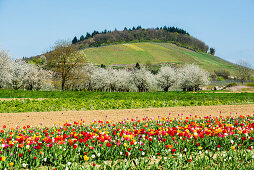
[1,113,254,169]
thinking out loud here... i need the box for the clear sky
[0,0,254,66]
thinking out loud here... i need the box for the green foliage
[28,58,42,65]
[0,90,253,113]
[217,76,225,81]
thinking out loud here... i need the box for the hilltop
[72,26,209,53]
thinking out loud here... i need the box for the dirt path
[1,104,254,129]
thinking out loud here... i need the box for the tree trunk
[62,78,65,91]
[27,84,33,90]
[164,87,169,92]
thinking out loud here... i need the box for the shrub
[224,83,238,88]
[246,82,254,87]
[214,69,230,79]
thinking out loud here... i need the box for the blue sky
[0,0,254,66]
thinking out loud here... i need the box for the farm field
[0,90,254,113]
[0,111,254,169]
[1,90,254,169]
[82,42,239,74]
[0,104,254,129]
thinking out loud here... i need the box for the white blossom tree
[131,68,157,92]
[0,49,12,87]
[177,64,209,91]
[107,68,134,92]
[89,67,111,91]
[236,60,252,85]
[156,66,177,92]
[23,64,52,90]
[9,59,30,90]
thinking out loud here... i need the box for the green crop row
[0,89,253,100]
[0,96,253,113]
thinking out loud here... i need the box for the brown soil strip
[226,86,254,92]
[1,104,254,129]
[0,98,49,101]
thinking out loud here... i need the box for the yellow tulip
[1,156,6,161]
[83,155,89,161]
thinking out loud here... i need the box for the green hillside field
[82,42,238,74]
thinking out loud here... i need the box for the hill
[27,26,252,76]
[81,42,238,74]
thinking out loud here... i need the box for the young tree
[209,48,215,56]
[135,62,141,70]
[156,66,177,92]
[72,36,78,44]
[48,41,86,91]
[80,35,85,42]
[0,49,11,88]
[236,60,252,85]
[145,60,153,71]
[177,64,209,91]
[85,32,92,39]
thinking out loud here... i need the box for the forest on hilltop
[72,26,210,53]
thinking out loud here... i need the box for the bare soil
[1,104,254,129]
[226,86,254,92]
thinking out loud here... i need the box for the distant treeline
[72,26,209,53]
